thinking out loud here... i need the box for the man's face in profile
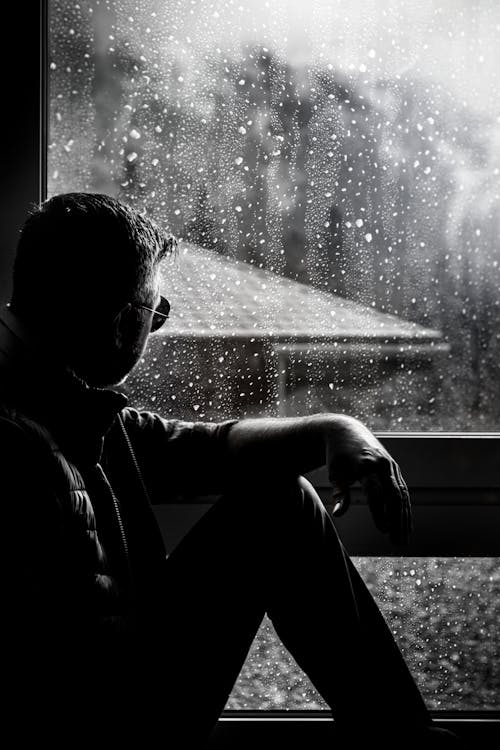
[71,271,162,388]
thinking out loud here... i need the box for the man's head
[10,192,176,387]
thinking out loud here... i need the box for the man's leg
[262,476,431,737]
[147,475,432,746]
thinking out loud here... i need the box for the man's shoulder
[0,403,33,438]
[0,405,57,502]
[0,401,60,457]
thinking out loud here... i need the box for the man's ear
[112,303,131,347]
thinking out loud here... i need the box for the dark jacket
[0,307,235,742]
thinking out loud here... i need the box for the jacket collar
[0,305,128,465]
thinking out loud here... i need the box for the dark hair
[11,192,176,324]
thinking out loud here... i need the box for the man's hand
[225,412,412,544]
[325,416,412,545]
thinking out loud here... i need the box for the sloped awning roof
[157,242,443,345]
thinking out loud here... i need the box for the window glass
[48,0,500,430]
[48,0,500,712]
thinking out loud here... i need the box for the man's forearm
[225,413,360,477]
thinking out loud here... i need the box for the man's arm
[226,413,412,545]
[119,408,238,501]
[121,408,411,544]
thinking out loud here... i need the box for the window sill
[207,711,500,747]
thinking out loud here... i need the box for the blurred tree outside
[48,0,500,430]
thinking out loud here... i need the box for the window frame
[1,0,497,739]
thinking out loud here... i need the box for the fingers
[362,473,390,533]
[384,458,411,545]
[327,440,412,544]
[331,484,351,517]
[362,458,412,545]
[395,463,413,541]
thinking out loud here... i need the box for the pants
[143,475,431,746]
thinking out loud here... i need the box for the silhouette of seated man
[0,193,460,747]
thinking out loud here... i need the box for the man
[0,192,459,748]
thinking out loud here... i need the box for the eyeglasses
[133,295,170,332]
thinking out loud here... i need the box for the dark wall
[0,2,43,303]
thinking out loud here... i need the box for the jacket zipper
[117,413,153,507]
[95,462,130,567]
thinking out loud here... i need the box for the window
[42,0,500,721]
[48,0,500,432]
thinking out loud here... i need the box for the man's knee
[213,474,332,544]
[297,474,324,505]
[244,473,330,525]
